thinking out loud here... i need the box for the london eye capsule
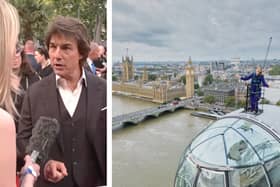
[175,105,280,187]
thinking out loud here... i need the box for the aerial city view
[112,0,280,187]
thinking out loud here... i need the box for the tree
[112,75,118,81]
[276,100,280,106]
[10,0,107,43]
[203,74,213,86]
[180,75,186,85]
[269,65,280,75]
[204,95,215,104]
[224,96,235,107]
[237,100,246,108]
[148,74,157,81]
[194,83,199,89]
[260,98,270,104]
[196,88,204,96]
[10,0,49,41]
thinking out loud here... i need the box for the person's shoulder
[0,108,15,134]
[86,70,106,86]
[27,73,56,97]
[30,73,55,88]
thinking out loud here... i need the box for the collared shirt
[56,69,87,117]
[87,58,96,75]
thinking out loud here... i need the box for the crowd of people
[0,0,107,187]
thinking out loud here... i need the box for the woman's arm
[0,108,16,187]
[240,73,253,81]
[261,75,269,87]
[20,155,40,187]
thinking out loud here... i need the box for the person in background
[12,44,40,130]
[85,41,99,75]
[13,45,41,91]
[12,44,40,174]
[17,16,106,187]
[95,45,107,79]
[24,39,41,73]
[0,0,39,186]
[240,66,269,113]
[35,47,53,78]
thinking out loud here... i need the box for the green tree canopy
[203,74,213,86]
[112,75,118,81]
[237,100,246,108]
[224,96,235,107]
[260,98,270,104]
[269,65,280,76]
[276,100,280,106]
[196,88,204,96]
[148,74,157,81]
[180,75,186,85]
[10,0,106,43]
[204,95,215,104]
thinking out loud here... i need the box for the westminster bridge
[112,99,231,130]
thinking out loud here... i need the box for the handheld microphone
[25,116,60,164]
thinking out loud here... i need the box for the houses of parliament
[112,55,195,103]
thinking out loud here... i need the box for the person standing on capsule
[240,66,269,113]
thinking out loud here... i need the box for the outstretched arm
[241,73,253,81]
[261,75,269,87]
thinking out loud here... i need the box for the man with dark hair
[17,16,106,187]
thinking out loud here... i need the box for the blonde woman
[0,1,39,186]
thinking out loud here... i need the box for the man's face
[12,51,22,70]
[24,40,34,51]
[48,34,82,79]
[89,47,100,60]
[34,51,44,64]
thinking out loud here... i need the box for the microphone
[25,116,60,164]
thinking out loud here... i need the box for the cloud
[113,0,280,61]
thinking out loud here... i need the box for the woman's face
[35,51,44,64]
[12,50,22,70]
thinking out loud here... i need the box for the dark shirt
[38,64,53,78]
[26,54,41,73]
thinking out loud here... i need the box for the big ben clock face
[186,71,189,75]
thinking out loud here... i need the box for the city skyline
[113,0,280,62]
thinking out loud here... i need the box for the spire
[188,56,192,66]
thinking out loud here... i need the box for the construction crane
[263,36,272,69]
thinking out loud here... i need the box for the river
[112,95,211,187]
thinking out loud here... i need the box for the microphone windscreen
[25,116,60,164]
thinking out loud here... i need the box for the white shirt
[56,69,87,117]
[87,57,92,68]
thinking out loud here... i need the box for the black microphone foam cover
[25,116,60,164]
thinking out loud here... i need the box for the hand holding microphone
[21,116,62,185]
[20,155,40,187]
[25,116,60,164]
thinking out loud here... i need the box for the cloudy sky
[113,0,280,62]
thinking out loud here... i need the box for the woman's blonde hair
[0,0,20,116]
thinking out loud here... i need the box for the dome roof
[175,105,280,187]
